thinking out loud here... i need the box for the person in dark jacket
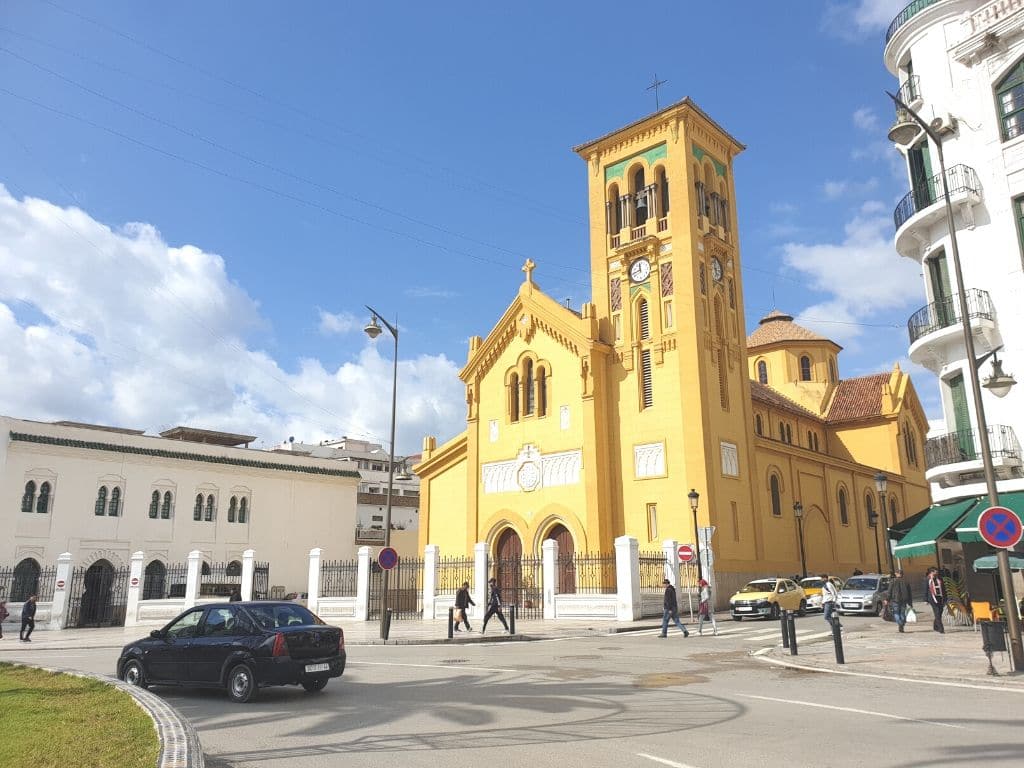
[454,581,475,632]
[925,567,946,634]
[885,570,913,633]
[20,594,37,642]
[0,599,8,638]
[229,588,242,602]
[659,579,690,638]
[481,578,509,634]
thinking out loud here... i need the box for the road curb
[3,661,205,768]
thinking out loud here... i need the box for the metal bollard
[831,613,845,664]
[448,607,454,639]
[788,612,798,655]
[780,609,790,648]
[382,608,393,641]
[509,604,516,635]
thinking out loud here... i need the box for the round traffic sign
[130,577,139,587]
[56,579,65,589]
[678,544,696,563]
[378,546,399,570]
[978,506,1023,549]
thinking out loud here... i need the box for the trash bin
[980,620,1008,653]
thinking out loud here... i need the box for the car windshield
[739,580,776,593]
[245,603,322,629]
[801,579,824,589]
[844,577,878,590]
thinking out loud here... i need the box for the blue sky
[0,0,931,454]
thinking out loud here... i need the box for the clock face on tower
[629,258,651,283]
[711,257,723,283]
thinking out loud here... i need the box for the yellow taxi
[799,576,844,613]
[729,578,806,621]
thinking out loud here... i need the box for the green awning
[973,554,1024,572]
[955,491,1024,544]
[893,498,979,559]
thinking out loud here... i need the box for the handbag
[882,603,894,622]
[905,606,918,624]
[452,608,464,623]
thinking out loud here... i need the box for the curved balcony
[925,425,1023,489]
[893,165,982,259]
[886,0,942,44]
[907,288,997,372]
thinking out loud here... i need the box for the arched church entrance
[802,506,834,576]
[546,523,577,594]
[69,558,130,628]
[493,527,542,619]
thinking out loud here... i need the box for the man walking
[659,578,690,638]
[454,581,475,632]
[885,570,913,633]
[925,567,946,634]
[20,594,37,642]
[821,573,839,628]
[481,578,509,634]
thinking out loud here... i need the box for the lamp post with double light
[364,306,399,640]
[688,489,702,583]
[793,502,807,579]
[887,91,1023,670]
[874,472,894,576]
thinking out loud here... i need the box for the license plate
[735,607,752,612]
[842,603,857,609]
[304,663,330,673]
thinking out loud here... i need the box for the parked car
[729,578,806,620]
[836,574,891,616]
[800,576,845,612]
[117,601,345,702]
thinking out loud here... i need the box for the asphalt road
[4,618,1021,768]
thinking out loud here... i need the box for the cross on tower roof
[646,74,669,110]
[522,258,536,284]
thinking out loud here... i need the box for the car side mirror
[150,630,164,639]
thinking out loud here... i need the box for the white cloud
[318,309,360,335]
[823,0,907,39]
[823,177,879,200]
[0,184,465,453]
[853,107,879,132]
[781,208,921,348]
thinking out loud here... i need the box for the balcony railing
[886,0,942,44]
[925,425,1022,469]
[893,164,980,231]
[896,75,921,105]
[355,526,386,543]
[906,288,994,345]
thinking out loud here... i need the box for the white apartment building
[1,416,360,618]
[886,0,1024,503]
[273,437,420,543]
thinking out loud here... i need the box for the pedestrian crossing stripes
[625,616,840,646]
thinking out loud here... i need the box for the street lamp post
[793,502,807,579]
[886,91,1023,670]
[875,472,894,575]
[688,489,702,583]
[868,506,883,574]
[364,306,399,641]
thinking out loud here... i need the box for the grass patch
[0,662,160,768]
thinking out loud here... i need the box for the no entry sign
[378,546,399,570]
[678,544,696,563]
[978,506,1023,549]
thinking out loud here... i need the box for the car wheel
[121,659,148,689]
[227,663,258,703]
[769,604,780,620]
[302,678,329,693]
[798,600,807,617]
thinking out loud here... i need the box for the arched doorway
[546,523,577,594]
[802,506,834,575]
[70,559,129,627]
[142,560,166,600]
[11,558,41,601]
[493,528,542,619]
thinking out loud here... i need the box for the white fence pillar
[663,538,684,617]
[184,550,202,609]
[542,538,558,620]
[354,546,371,621]
[473,542,488,618]
[241,549,256,601]
[124,551,145,628]
[422,544,439,621]
[307,548,323,615]
[47,552,73,630]
[615,535,640,621]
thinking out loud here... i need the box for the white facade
[1,416,360,594]
[885,0,1024,501]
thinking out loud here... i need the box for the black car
[117,601,345,702]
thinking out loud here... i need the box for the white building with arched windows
[885,0,1024,503]
[0,415,360,617]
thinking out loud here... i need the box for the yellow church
[414,98,931,598]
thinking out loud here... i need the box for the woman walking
[697,579,717,636]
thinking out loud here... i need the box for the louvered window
[718,348,729,410]
[205,494,215,522]
[162,491,172,519]
[239,497,248,523]
[509,373,520,422]
[525,360,535,415]
[638,299,650,340]
[193,493,203,521]
[228,496,238,523]
[36,482,50,514]
[640,349,653,409]
[537,367,547,417]
[108,486,121,517]
[149,490,160,519]
[21,480,36,514]
[95,486,108,516]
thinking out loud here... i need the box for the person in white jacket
[698,579,717,636]
[821,573,839,627]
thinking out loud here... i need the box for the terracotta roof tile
[826,373,889,423]
[749,381,822,422]
[746,309,834,349]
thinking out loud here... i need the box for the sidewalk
[761,617,1024,690]
[0,617,662,653]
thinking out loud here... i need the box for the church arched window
[757,360,768,385]
[524,359,536,415]
[770,474,782,517]
[865,493,876,529]
[509,372,520,422]
[800,355,812,381]
[638,298,650,340]
[633,167,648,223]
[657,167,669,217]
[755,414,763,436]
[607,183,621,234]
[537,365,547,417]
[838,488,849,525]
[640,349,653,409]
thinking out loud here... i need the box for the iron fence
[436,555,475,594]
[142,561,188,600]
[320,558,359,598]
[253,562,270,600]
[639,551,667,591]
[893,164,979,230]
[561,552,617,595]
[907,288,993,346]
[369,556,423,620]
[200,561,243,597]
[492,555,543,618]
[0,564,57,602]
[925,424,1021,469]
